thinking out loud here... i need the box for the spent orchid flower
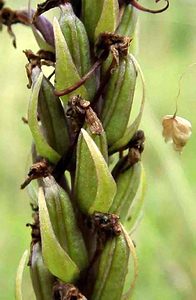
[162,115,192,152]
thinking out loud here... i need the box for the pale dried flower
[162,115,192,152]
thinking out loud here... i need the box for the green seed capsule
[28,73,61,164]
[116,3,139,54]
[108,54,145,154]
[101,54,137,147]
[125,165,146,233]
[109,162,142,223]
[116,4,138,38]
[53,18,89,103]
[42,176,88,271]
[38,75,70,156]
[38,188,80,282]
[82,0,104,42]
[30,243,54,300]
[59,4,96,98]
[75,129,116,214]
[94,0,119,41]
[91,226,137,300]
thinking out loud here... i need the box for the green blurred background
[0,0,195,299]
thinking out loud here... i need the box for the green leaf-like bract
[54,18,89,103]
[15,249,28,300]
[38,188,80,282]
[75,129,116,214]
[43,176,88,270]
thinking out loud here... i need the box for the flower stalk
[1,0,169,299]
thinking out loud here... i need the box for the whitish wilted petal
[162,115,192,152]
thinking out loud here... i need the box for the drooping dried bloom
[162,115,192,152]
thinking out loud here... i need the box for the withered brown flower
[162,115,192,152]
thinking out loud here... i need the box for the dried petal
[162,115,192,152]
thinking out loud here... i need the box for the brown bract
[162,115,192,152]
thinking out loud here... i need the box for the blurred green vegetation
[0,0,195,299]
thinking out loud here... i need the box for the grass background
[0,0,195,299]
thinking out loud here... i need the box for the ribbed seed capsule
[38,75,70,156]
[109,162,142,223]
[117,3,138,54]
[101,54,137,147]
[91,229,132,300]
[59,4,96,98]
[82,0,104,42]
[116,4,138,38]
[54,18,89,103]
[108,54,145,154]
[94,0,119,41]
[38,187,80,282]
[43,176,88,271]
[30,243,54,300]
[75,129,116,214]
[125,165,146,233]
[28,73,61,164]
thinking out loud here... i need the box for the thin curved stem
[54,60,102,97]
[130,0,169,14]
[174,62,196,117]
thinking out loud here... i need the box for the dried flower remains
[162,115,192,152]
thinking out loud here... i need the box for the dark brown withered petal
[66,95,103,135]
[112,130,145,176]
[21,160,51,189]
[0,6,54,48]
[92,212,122,237]
[0,7,31,47]
[24,49,55,88]
[85,108,104,135]
[95,32,131,60]
[126,130,145,152]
